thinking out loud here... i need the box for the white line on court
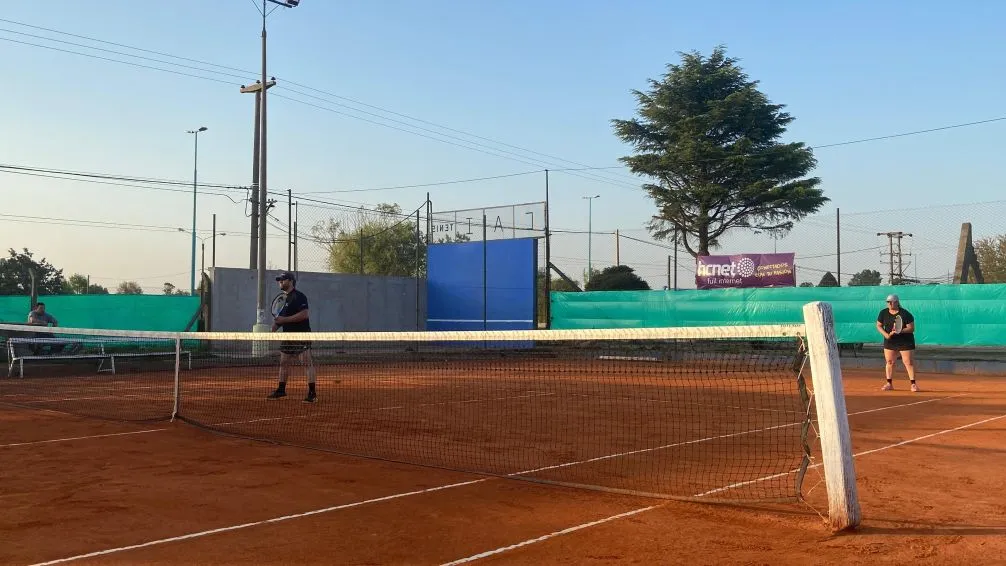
[28,479,488,566]
[439,505,662,566]
[1,429,167,448]
[24,394,968,565]
[208,392,556,426]
[439,407,1006,565]
[697,404,1003,498]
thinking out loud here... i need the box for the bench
[6,335,192,378]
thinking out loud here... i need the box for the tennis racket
[270,292,287,320]
[891,314,903,334]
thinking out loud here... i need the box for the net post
[801,301,861,531]
[171,337,182,422]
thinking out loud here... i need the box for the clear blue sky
[2,0,1005,290]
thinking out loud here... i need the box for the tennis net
[0,305,858,521]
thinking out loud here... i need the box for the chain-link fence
[547,200,1006,290]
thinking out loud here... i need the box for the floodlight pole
[253,0,300,337]
[583,195,600,284]
[186,126,208,295]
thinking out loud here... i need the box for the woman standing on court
[876,293,919,392]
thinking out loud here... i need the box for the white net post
[801,301,861,531]
[171,337,182,422]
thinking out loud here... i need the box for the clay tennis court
[3,365,1006,565]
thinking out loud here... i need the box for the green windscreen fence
[551,284,1006,347]
[0,295,200,331]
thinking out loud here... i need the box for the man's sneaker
[881,382,893,391]
[267,389,287,400]
[911,383,920,393]
[304,391,317,403]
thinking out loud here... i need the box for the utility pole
[615,229,620,265]
[240,78,276,270]
[252,0,301,340]
[877,231,913,285]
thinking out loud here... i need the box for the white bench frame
[6,336,192,378]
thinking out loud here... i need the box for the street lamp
[178,225,227,275]
[186,126,207,295]
[583,195,600,283]
[252,0,301,337]
[239,78,276,271]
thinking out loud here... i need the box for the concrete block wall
[208,267,426,332]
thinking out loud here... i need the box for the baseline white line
[439,505,662,566]
[28,478,488,566]
[1,429,167,448]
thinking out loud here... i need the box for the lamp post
[186,126,207,295]
[583,195,600,283]
[178,227,227,277]
[253,0,301,337]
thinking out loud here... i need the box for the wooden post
[802,301,861,531]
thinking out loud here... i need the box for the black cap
[275,271,296,282]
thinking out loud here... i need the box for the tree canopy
[310,203,425,277]
[116,281,143,295]
[584,265,651,291]
[611,46,828,257]
[0,248,65,295]
[974,234,1006,283]
[64,273,110,295]
[848,269,882,287]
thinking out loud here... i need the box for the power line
[297,170,541,195]
[0,166,246,204]
[0,24,640,191]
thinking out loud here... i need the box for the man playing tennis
[266,272,318,403]
[876,293,919,392]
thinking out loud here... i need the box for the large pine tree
[612,47,828,257]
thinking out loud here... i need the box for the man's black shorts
[280,340,312,356]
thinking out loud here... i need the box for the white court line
[439,505,662,566]
[439,403,1005,565]
[1,429,167,448]
[515,395,962,476]
[28,479,488,566]
[697,403,1002,498]
[209,392,556,426]
[22,395,143,404]
[24,394,966,565]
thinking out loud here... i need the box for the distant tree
[817,271,839,287]
[116,281,143,295]
[611,46,828,258]
[311,203,425,277]
[585,265,652,291]
[974,234,1006,283]
[65,273,109,295]
[0,248,65,295]
[162,282,189,296]
[848,269,883,287]
[799,281,814,287]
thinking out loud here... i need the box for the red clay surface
[3,368,1006,565]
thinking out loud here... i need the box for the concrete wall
[208,267,426,332]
